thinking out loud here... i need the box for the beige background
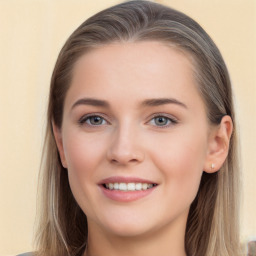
[0,0,255,255]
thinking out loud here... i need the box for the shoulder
[16,253,34,256]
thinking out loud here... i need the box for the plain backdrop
[0,0,255,255]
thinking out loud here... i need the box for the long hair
[35,1,241,255]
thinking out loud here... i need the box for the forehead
[72,41,194,78]
[66,41,205,113]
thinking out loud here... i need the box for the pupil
[156,117,167,125]
[91,116,102,125]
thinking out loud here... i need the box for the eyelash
[78,113,178,128]
[148,114,178,128]
[78,113,109,126]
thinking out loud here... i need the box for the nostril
[109,155,142,165]
[107,143,145,164]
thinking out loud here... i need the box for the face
[55,41,215,238]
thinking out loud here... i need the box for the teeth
[135,183,142,190]
[127,183,135,191]
[114,183,119,190]
[119,183,127,191]
[105,182,156,191]
[142,183,148,190]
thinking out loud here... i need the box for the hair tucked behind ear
[34,1,242,255]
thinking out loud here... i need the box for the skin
[53,41,233,256]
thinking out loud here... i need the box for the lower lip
[100,185,157,202]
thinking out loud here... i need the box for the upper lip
[99,176,158,185]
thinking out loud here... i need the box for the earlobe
[52,121,67,168]
[204,115,233,173]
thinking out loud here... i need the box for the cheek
[62,131,106,197]
[150,132,207,201]
[63,130,105,176]
[61,131,109,217]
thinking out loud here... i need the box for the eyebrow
[71,98,110,109]
[71,97,187,110]
[141,98,187,109]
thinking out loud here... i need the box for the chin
[94,212,157,238]
[104,221,155,238]
[90,204,190,240]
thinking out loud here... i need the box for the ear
[204,115,233,173]
[52,121,67,168]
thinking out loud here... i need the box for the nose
[107,125,145,165]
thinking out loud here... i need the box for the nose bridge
[107,119,144,164]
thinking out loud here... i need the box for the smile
[99,176,158,202]
[103,182,157,191]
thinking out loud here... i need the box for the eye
[79,115,107,126]
[148,115,177,127]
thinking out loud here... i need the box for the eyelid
[147,113,179,127]
[150,113,178,120]
[78,113,111,125]
[77,112,178,127]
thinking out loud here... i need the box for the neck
[84,215,187,256]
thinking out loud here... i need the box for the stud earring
[211,163,215,170]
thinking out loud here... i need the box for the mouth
[103,182,158,191]
[99,176,158,202]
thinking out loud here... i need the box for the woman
[22,1,242,255]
